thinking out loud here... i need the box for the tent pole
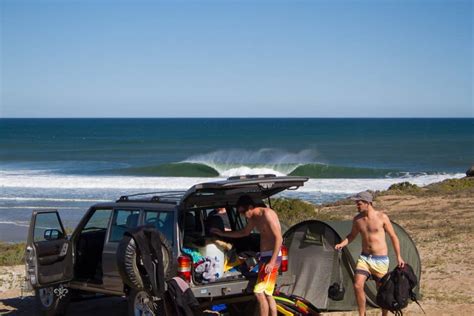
[267,196,272,208]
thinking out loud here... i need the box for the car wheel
[127,288,166,316]
[117,231,174,290]
[35,284,70,316]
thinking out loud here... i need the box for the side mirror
[44,229,64,241]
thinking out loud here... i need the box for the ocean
[1,118,472,241]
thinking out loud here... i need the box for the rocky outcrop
[466,166,474,177]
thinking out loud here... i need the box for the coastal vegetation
[0,243,25,266]
[382,177,474,196]
[271,197,343,226]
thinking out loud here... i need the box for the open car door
[25,210,73,289]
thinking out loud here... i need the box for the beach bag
[328,250,345,301]
[376,264,424,316]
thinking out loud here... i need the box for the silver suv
[24,175,308,315]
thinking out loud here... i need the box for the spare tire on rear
[117,230,174,290]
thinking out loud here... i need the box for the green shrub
[271,198,316,227]
[0,242,25,266]
[387,181,422,194]
[425,177,474,194]
[270,198,348,229]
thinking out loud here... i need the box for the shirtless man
[335,191,405,316]
[211,195,282,316]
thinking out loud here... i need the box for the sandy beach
[319,181,474,315]
[1,178,473,315]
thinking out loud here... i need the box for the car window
[34,212,65,242]
[232,208,259,234]
[234,208,247,230]
[82,209,112,232]
[109,209,140,242]
[145,210,174,246]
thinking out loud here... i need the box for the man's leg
[255,292,269,316]
[265,294,277,316]
[372,256,390,316]
[354,273,368,316]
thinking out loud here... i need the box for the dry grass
[0,243,25,266]
[321,177,474,315]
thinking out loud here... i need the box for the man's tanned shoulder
[378,211,390,221]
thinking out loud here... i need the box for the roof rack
[117,191,186,203]
[227,174,276,181]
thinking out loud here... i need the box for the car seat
[184,213,195,234]
[157,214,175,245]
[126,213,139,228]
[110,212,139,242]
[205,215,225,236]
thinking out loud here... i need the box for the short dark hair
[236,195,255,208]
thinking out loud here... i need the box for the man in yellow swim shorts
[335,191,405,316]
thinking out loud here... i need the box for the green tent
[279,220,421,311]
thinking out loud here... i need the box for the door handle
[59,243,68,257]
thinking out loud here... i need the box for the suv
[24,175,308,315]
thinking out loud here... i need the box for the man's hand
[335,237,349,250]
[265,261,277,274]
[397,256,405,268]
[210,228,223,236]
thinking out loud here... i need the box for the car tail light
[280,244,288,272]
[177,255,192,282]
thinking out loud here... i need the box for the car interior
[182,206,261,284]
[74,209,114,283]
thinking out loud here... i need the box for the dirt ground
[1,189,473,315]
[318,190,474,315]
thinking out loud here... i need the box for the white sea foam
[184,149,316,175]
[220,167,287,177]
[299,173,466,194]
[0,172,464,194]
[0,221,30,227]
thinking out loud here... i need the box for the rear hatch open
[180,175,309,210]
[178,175,309,297]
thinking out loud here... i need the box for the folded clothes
[182,247,204,263]
[195,256,221,283]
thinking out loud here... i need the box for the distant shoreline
[1,117,473,120]
[0,224,28,244]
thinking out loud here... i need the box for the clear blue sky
[1,0,472,118]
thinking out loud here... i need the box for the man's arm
[383,213,405,267]
[210,218,256,238]
[335,219,359,250]
[265,210,283,273]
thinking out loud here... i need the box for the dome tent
[279,220,421,312]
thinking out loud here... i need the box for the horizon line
[1,116,473,119]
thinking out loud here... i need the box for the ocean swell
[113,162,408,179]
[112,148,409,178]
